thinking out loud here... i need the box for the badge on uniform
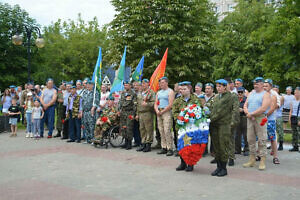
[126,96,132,101]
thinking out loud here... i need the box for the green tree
[35,14,109,84]
[252,0,300,88]
[0,3,38,90]
[107,0,217,85]
[212,0,275,88]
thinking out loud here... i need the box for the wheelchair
[93,125,125,149]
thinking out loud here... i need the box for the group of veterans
[1,76,299,177]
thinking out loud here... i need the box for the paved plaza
[0,130,299,200]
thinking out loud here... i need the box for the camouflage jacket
[172,94,200,121]
[100,106,119,126]
[119,89,137,115]
[137,89,155,113]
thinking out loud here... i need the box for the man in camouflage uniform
[136,79,156,152]
[66,86,82,143]
[93,96,118,143]
[210,79,235,177]
[54,83,64,137]
[82,80,99,143]
[118,81,137,150]
[225,78,240,166]
[172,81,200,172]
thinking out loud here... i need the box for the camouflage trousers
[139,112,154,144]
[56,104,64,132]
[94,124,110,140]
[276,117,284,142]
[157,111,173,150]
[120,111,135,140]
[83,111,96,141]
[229,126,236,160]
[247,115,267,157]
[210,123,231,163]
[291,117,300,147]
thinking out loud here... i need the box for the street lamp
[12,26,45,82]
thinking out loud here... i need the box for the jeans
[26,113,33,133]
[68,112,81,141]
[32,119,41,136]
[40,105,55,137]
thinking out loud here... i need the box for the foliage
[0,3,38,90]
[212,0,276,88]
[35,15,109,84]
[107,0,218,86]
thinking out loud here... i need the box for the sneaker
[166,150,173,156]
[47,135,52,139]
[25,133,30,138]
[30,133,33,138]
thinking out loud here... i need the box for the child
[8,98,21,137]
[32,100,44,138]
[25,92,34,138]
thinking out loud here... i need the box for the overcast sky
[1,0,116,27]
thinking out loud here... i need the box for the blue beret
[286,86,293,90]
[205,83,214,88]
[142,79,149,83]
[235,78,243,83]
[9,85,16,88]
[199,94,205,99]
[46,78,53,82]
[179,81,191,86]
[159,77,168,82]
[237,87,245,92]
[195,82,203,87]
[273,85,279,89]
[295,86,300,91]
[71,86,76,89]
[83,77,89,81]
[215,79,228,86]
[264,79,273,85]
[76,80,82,84]
[87,80,94,84]
[123,80,131,84]
[253,77,264,83]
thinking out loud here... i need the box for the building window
[214,6,220,13]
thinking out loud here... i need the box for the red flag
[150,48,168,92]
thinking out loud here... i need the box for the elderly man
[194,82,204,98]
[155,77,175,156]
[132,81,142,147]
[243,77,271,170]
[40,78,57,138]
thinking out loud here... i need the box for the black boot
[166,149,173,156]
[211,161,221,176]
[289,146,299,152]
[228,158,234,166]
[54,131,61,138]
[157,148,167,154]
[185,165,194,172]
[126,139,132,150]
[143,143,151,152]
[210,158,217,164]
[217,161,228,177]
[137,143,145,152]
[278,141,283,151]
[176,157,187,171]
[121,139,128,149]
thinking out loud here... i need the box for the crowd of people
[1,77,299,177]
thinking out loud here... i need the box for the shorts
[9,118,18,125]
[267,120,276,141]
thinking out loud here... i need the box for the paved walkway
[0,130,299,200]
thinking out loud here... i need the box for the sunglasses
[238,91,244,94]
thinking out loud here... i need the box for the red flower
[61,119,65,124]
[260,117,268,126]
[157,100,160,105]
[181,109,185,112]
[184,118,189,123]
[177,116,184,121]
[101,116,108,123]
[128,115,134,120]
[189,113,195,117]
[179,144,207,166]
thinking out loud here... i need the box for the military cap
[235,78,243,83]
[76,80,82,85]
[179,81,191,86]
[123,80,131,84]
[205,83,214,88]
[273,85,279,89]
[71,85,76,89]
[87,80,94,84]
[83,77,89,81]
[264,79,273,86]
[159,77,168,82]
[215,79,228,86]
[46,78,54,82]
[253,77,264,83]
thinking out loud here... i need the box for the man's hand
[78,113,82,119]
[91,107,95,116]
[239,108,243,112]
[142,101,147,107]
[135,115,139,121]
